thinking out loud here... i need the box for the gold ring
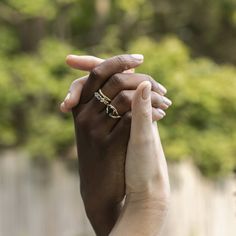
[94,89,111,106]
[106,104,121,119]
[98,89,111,103]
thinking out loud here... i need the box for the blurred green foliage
[129,37,236,177]
[0,0,235,177]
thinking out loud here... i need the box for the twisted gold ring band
[106,104,121,119]
[94,89,111,106]
[98,89,111,103]
[94,89,121,119]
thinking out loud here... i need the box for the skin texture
[110,82,170,236]
[61,54,172,235]
[60,55,169,113]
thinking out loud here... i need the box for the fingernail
[142,82,151,100]
[66,55,77,61]
[60,102,66,112]
[131,54,144,61]
[65,92,71,101]
[162,97,172,106]
[158,83,167,95]
[157,109,166,117]
[67,54,78,59]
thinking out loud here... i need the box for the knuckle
[138,74,156,91]
[143,74,156,89]
[90,67,102,80]
[109,74,123,89]
[116,55,126,69]
[117,91,130,106]
[112,55,130,71]
[140,73,153,82]
[146,75,155,87]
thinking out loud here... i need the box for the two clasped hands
[60,54,172,236]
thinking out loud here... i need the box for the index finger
[80,54,144,103]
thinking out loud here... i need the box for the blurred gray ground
[0,151,235,236]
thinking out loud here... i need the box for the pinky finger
[152,108,166,121]
[60,101,71,113]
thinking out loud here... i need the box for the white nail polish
[157,109,166,117]
[65,93,71,101]
[158,83,167,95]
[130,54,144,61]
[163,97,172,106]
[67,55,78,59]
[60,102,65,112]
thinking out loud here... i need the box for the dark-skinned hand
[60,54,172,236]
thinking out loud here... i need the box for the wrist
[83,196,123,236]
[126,173,170,207]
[109,191,169,236]
[126,191,169,210]
[81,189,124,218]
[125,187,170,219]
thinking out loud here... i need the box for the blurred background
[0,0,235,235]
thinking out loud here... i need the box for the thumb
[130,81,153,139]
[66,54,136,73]
[66,55,105,71]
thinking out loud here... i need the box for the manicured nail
[142,82,151,100]
[66,55,77,61]
[157,109,166,117]
[131,54,144,61]
[60,102,66,112]
[65,93,71,101]
[158,83,167,95]
[162,97,172,106]
[67,54,78,59]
